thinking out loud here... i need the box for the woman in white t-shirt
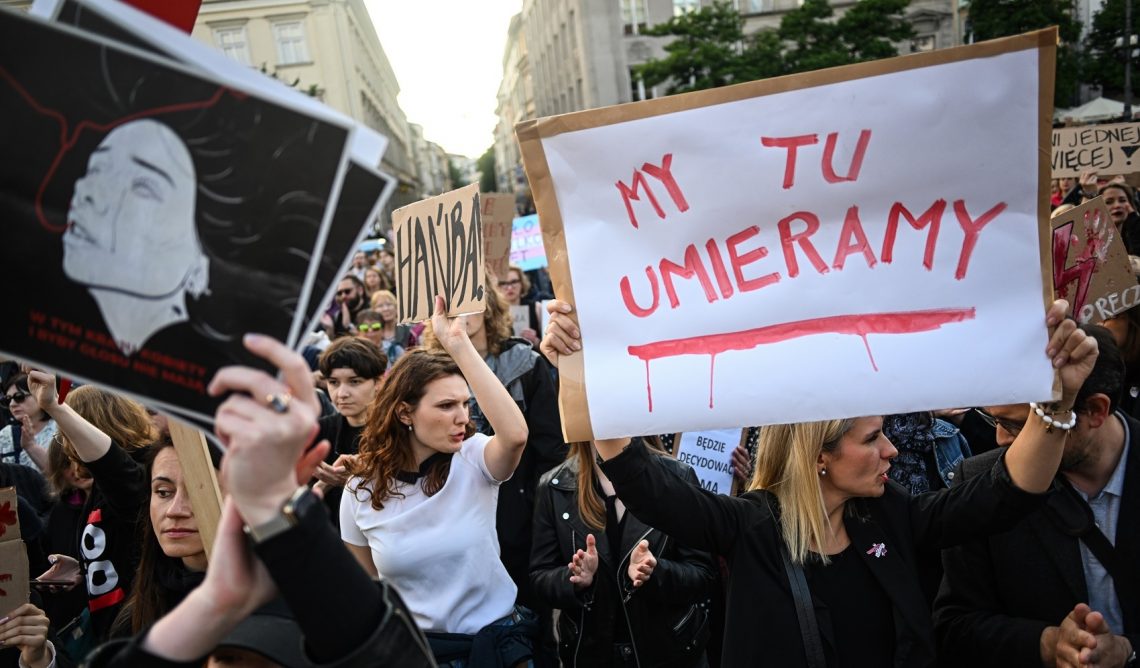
[341,296,531,667]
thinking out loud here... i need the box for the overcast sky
[364,0,523,159]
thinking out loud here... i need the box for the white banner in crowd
[519,32,1057,441]
[674,429,743,495]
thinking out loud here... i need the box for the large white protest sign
[674,429,743,495]
[518,31,1057,441]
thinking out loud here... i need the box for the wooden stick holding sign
[167,418,222,560]
[0,487,28,617]
[672,429,748,496]
[392,183,487,324]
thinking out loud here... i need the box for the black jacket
[473,338,566,607]
[85,490,434,668]
[530,454,716,667]
[599,438,1045,667]
[934,415,1140,666]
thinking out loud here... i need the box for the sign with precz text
[518,31,1058,441]
[392,183,487,324]
[1052,197,1140,324]
[1052,122,1140,178]
[673,429,744,495]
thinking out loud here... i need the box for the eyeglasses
[358,322,383,331]
[336,288,355,297]
[973,408,1026,437]
[497,279,521,288]
[3,392,29,405]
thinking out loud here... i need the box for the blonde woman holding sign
[540,298,1096,667]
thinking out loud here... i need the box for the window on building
[674,0,699,15]
[213,25,251,65]
[744,0,775,12]
[629,67,653,102]
[911,34,936,52]
[273,20,311,65]
[621,0,648,35]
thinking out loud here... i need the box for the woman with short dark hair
[0,374,57,473]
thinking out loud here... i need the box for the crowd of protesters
[0,208,1137,668]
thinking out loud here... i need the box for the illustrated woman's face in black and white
[64,119,198,297]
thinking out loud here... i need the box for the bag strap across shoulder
[780,543,827,668]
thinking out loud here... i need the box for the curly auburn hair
[345,349,475,510]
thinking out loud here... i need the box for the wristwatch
[245,487,319,543]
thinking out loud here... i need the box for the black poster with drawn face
[47,0,396,349]
[0,9,351,421]
[300,162,394,337]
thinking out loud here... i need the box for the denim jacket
[931,418,972,488]
[885,414,973,495]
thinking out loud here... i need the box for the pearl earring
[818,468,827,476]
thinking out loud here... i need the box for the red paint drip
[709,353,717,408]
[0,65,236,233]
[859,334,879,371]
[644,359,653,412]
[628,308,975,412]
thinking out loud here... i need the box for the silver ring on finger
[266,392,292,414]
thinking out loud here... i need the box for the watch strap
[245,487,312,543]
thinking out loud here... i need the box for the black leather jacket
[530,454,716,667]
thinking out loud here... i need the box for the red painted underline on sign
[626,307,976,412]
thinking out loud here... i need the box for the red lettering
[882,200,947,271]
[832,206,877,270]
[620,267,660,318]
[727,226,780,291]
[778,212,829,278]
[822,130,872,184]
[660,244,718,308]
[1052,222,1096,315]
[761,134,819,189]
[705,238,735,299]
[954,199,1007,280]
[641,153,689,214]
[616,170,663,229]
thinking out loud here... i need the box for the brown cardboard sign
[1052,197,1140,324]
[0,487,28,617]
[1052,122,1140,178]
[392,183,487,324]
[481,193,516,280]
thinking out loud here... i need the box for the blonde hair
[507,265,530,295]
[422,277,513,356]
[60,385,157,455]
[749,419,855,565]
[370,290,398,324]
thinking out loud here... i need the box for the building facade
[493,0,961,207]
[192,0,420,233]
